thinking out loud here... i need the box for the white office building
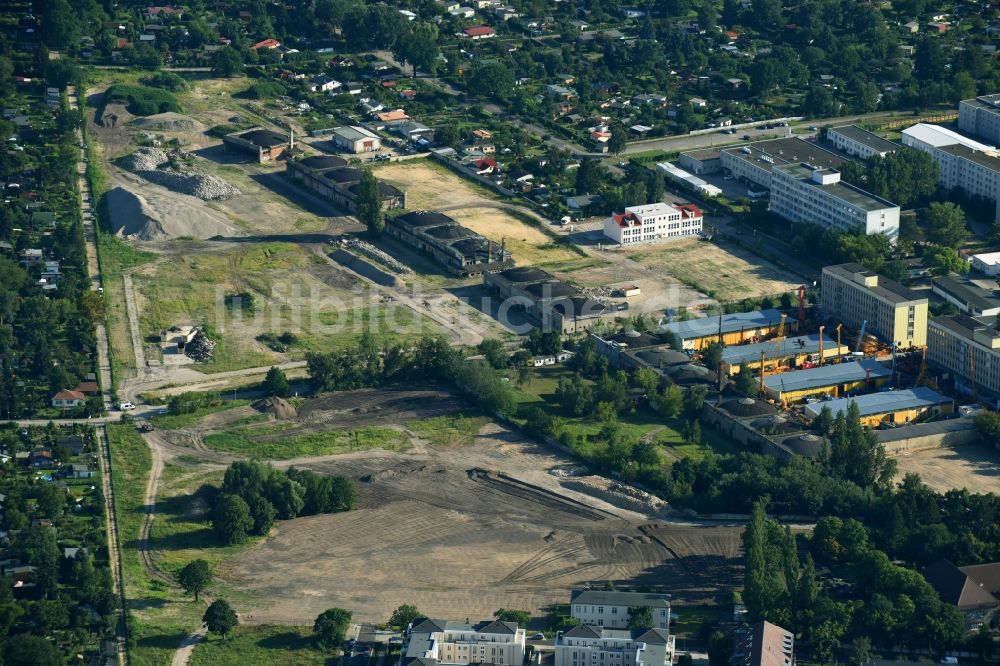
[570,590,671,630]
[603,202,703,245]
[555,626,675,666]
[971,252,1000,276]
[769,164,900,239]
[827,125,899,160]
[901,123,996,154]
[401,619,526,666]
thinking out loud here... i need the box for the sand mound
[105,185,242,240]
[253,396,297,420]
[130,112,205,133]
[119,148,241,201]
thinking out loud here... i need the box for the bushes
[244,80,287,100]
[105,84,182,116]
[142,72,189,93]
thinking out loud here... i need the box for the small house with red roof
[146,6,184,20]
[251,38,282,50]
[51,389,86,408]
[472,158,498,175]
[463,26,496,39]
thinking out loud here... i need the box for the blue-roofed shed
[803,387,954,426]
[661,309,790,350]
[762,359,892,402]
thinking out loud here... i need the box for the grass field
[201,425,409,459]
[189,625,331,666]
[408,411,490,448]
[151,400,252,430]
[374,160,577,266]
[626,237,799,302]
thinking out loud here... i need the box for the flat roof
[874,416,976,443]
[902,123,996,152]
[662,309,784,340]
[803,387,952,419]
[773,163,899,211]
[720,333,842,366]
[937,143,1000,171]
[972,251,1000,266]
[721,137,844,172]
[764,360,891,393]
[571,590,671,608]
[681,147,722,161]
[933,276,1000,311]
[828,125,899,153]
[823,263,927,305]
[233,128,288,148]
[297,155,348,171]
[396,211,456,227]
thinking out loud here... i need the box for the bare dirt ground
[624,238,801,302]
[893,445,1000,495]
[169,386,745,624]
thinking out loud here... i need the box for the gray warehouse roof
[763,360,890,393]
[721,137,844,172]
[662,309,784,341]
[932,276,1000,312]
[829,125,900,153]
[803,387,952,419]
[571,590,671,608]
[720,333,839,366]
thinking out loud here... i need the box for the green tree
[263,366,291,397]
[211,48,245,77]
[974,409,1000,451]
[395,23,440,76]
[212,493,254,545]
[926,245,969,276]
[356,169,385,238]
[478,339,508,369]
[609,123,628,155]
[922,202,967,248]
[702,342,723,372]
[734,361,757,396]
[389,603,422,630]
[494,608,531,626]
[4,634,63,666]
[468,62,515,101]
[652,384,683,418]
[803,85,836,117]
[178,559,212,602]
[40,0,79,49]
[634,367,661,395]
[627,605,654,629]
[707,630,733,666]
[314,607,353,650]
[204,599,239,640]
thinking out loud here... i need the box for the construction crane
[817,324,825,367]
[915,347,927,386]
[889,342,898,388]
[797,285,806,328]
[835,324,842,355]
[776,312,788,339]
[855,320,868,354]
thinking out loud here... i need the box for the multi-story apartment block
[401,619,526,666]
[720,137,843,192]
[958,94,1000,146]
[555,626,675,666]
[731,621,793,666]
[827,125,899,160]
[603,202,702,245]
[821,263,929,347]
[570,591,671,630]
[901,123,996,154]
[927,313,1000,397]
[769,164,900,239]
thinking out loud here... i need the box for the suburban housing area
[5,1,1000,666]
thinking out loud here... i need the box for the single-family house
[251,38,282,50]
[463,26,496,39]
[309,75,341,93]
[52,389,86,408]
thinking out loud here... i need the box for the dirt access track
[212,398,742,624]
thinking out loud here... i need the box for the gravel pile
[561,475,671,518]
[119,147,241,202]
[340,237,413,274]
[185,329,216,362]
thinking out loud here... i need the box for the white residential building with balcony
[401,619,526,666]
[570,590,671,630]
[555,626,675,666]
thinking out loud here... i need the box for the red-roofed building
[473,158,498,174]
[463,26,496,39]
[604,202,703,245]
[400,89,417,100]
[725,30,739,40]
[381,80,397,89]
[52,389,86,408]
[146,6,184,19]
[252,38,281,50]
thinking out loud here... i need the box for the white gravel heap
[120,147,241,202]
[561,475,671,518]
[340,236,413,275]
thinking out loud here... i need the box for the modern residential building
[927,313,1000,396]
[720,137,844,191]
[388,211,513,277]
[820,263,929,347]
[603,202,703,245]
[802,387,953,427]
[662,309,791,351]
[922,559,1000,631]
[731,621,793,666]
[570,590,671,630]
[331,125,381,153]
[222,126,291,163]
[286,155,405,212]
[769,164,900,239]
[827,125,899,160]
[958,94,1000,146]
[401,618,526,666]
[931,276,1000,317]
[719,333,847,374]
[762,359,892,403]
[555,626,675,666]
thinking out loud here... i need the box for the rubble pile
[119,147,241,201]
[339,237,413,274]
[184,329,216,362]
[561,475,671,518]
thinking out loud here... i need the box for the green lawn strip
[669,605,730,646]
[407,410,490,447]
[189,625,332,666]
[202,426,409,459]
[151,400,252,430]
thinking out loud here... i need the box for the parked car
[119,402,135,411]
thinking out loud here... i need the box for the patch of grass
[189,625,332,666]
[202,426,409,459]
[151,400,251,430]
[408,410,489,448]
[106,83,182,115]
[107,424,150,592]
